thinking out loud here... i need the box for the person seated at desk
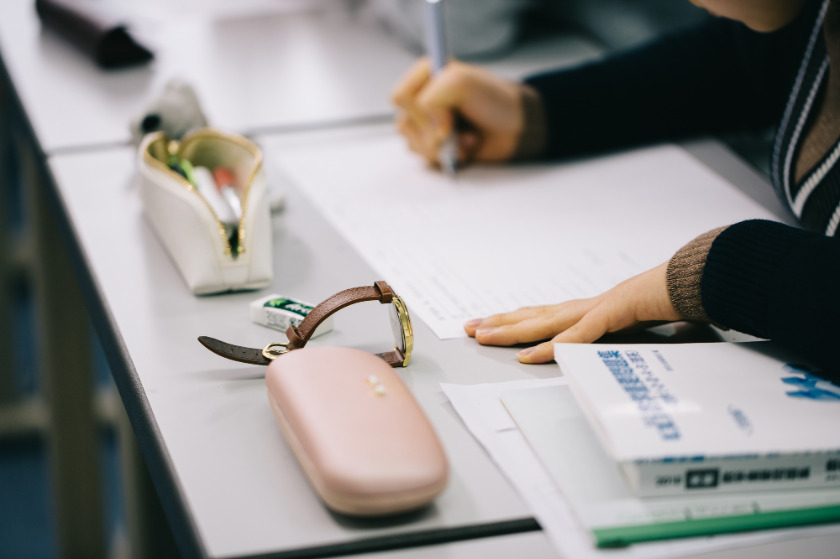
[392,0,840,373]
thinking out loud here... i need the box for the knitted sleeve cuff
[511,85,547,160]
[666,226,728,322]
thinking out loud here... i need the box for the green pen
[167,155,197,186]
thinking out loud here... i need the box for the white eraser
[250,294,333,337]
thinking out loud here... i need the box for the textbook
[554,342,840,497]
[501,378,840,548]
[621,451,840,497]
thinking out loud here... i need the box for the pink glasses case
[265,346,449,516]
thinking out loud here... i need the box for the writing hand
[391,58,525,167]
[464,263,682,363]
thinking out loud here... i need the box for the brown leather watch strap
[198,336,272,365]
[198,281,406,367]
[285,281,394,350]
[376,349,405,368]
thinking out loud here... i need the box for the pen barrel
[193,167,237,225]
[423,0,457,176]
[220,186,242,220]
[423,0,448,73]
[437,136,457,176]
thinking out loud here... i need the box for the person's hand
[464,262,682,363]
[391,58,525,167]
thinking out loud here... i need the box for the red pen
[213,167,242,221]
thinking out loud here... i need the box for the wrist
[666,226,728,322]
[511,85,546,160]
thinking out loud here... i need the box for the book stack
[561,342,840,498]
[501,341,840,547]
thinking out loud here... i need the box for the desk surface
[13,1,840,557]
[0,0,600,155]
[44,122,824,559]
[46,136,546,559]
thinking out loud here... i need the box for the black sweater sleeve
[523,9,813,159]
[703,220,840,376]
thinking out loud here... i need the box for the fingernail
[465,319,483,329]
[517,348,534,358]
[475,327,496,337]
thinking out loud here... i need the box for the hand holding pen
[391,55,528,169]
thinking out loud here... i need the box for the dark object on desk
[35,0,153,68]
[129,79,208,144]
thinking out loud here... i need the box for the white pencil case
[137,129,273,294]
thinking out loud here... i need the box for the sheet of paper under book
[499,341,840,547]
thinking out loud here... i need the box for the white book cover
[554,342,840,462]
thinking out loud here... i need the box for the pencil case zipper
[142,129,262,259]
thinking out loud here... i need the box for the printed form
[274,132,780,339]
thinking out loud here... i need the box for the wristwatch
[198,281,413,367]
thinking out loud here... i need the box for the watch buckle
[262,342,291,360]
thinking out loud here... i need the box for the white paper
[276,132,778,339]
[442,379,840,559]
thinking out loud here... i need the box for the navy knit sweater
[523,0,840,374]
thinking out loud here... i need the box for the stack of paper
[497,342,840,547]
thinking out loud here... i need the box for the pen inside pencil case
[167,157,241,253]
[144,130,262,259]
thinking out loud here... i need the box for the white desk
[0,2,602,556]
[46,139,541,559]
[41,122,835,558]
[0,0,600,154]
[354,531,560,558]
[9,1,839,557]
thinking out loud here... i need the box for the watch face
[389,296,413,365]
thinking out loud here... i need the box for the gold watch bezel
[391,295,413,367]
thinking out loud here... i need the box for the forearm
[669,220,840,374]
[518,14,806,160]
